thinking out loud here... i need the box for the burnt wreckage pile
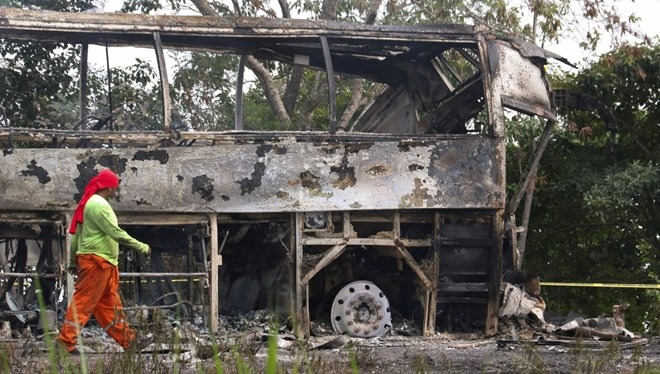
[0,7,568,340]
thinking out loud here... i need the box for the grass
[5,326,660,374]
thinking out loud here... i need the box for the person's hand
[67,265,78,276]
[147,246,152,256]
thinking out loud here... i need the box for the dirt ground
[1,309,658,373]
[2,330,659,373]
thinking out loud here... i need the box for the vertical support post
[427,212,440,334]
[486,211,504,337]
[293,212,307,338]
[187,236,194,305]
[392,211,401,240]
[398,212,433,335]
[288,213,297,332]
[319,36,338,132]
[79,44,89,124]
[63,213,74,302]
[476,35,503,137]
[423,291,431,335]
[153,32,172,134]
[105,43,113,131]
[235,55,246,130]
[208,214,219,332]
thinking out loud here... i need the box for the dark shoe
[55,338,80,356]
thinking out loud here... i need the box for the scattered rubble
[0,302,658,373]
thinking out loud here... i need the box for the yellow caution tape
[540,282,660,289]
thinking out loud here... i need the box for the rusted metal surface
[0,8,570,340]
[118,272,207,277]
[487,39,557,122]
[0,136,504,214]
[0,7,477,46]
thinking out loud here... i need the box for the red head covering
[69,169,120,234]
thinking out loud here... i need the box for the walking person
[58,169,151,354]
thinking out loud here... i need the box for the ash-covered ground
[2,309,658,373]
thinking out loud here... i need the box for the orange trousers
[59,254,136,352]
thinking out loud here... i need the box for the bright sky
[542,0,660,69]
[88,0,660,73]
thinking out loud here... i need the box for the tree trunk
[321,0,339,20]
[279,0,302,119]
[283,67,303,116]
[191,0,291,126]
[246,55,292,125]
[517,164,537,269]
[336,0,382,130]
[190,0,216,16]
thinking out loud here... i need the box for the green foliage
[83,60,163,131]
[516,43,660,333]
[120,0,182,14]
[0,41,79,128]
[0,344,12,373]
[170,52,237,131]
[565,45,660,162]
[0,1,94,129]
[0,0,92,11]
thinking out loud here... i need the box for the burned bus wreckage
[0,8,570,339]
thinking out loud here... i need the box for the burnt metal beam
[293,212,307,338]
[235,55,246,130]
[506,119,556,216]
[119,272,207,277]
[486,211,504,337]
[0,127,489,144]
[456,47,480,68]
[428,212,440,334]
[436,53,464,85]
[0,273,59,278]
[320,36,338,132]
[301,243,348,285]
[393,241,432,290]
[153,32,171,134]
[393,211,435,335]
[432,57,455,92]
[79,44,89,125]
[0,8,477,47]
[208,214,219,332]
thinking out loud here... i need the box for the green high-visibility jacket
[70,194,148,267]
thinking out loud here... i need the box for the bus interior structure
[0,7,568,338]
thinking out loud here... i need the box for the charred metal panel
[486,39,556,121]
[352,86,418,133]
[0,137,504,213]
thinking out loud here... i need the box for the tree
[518,44,659,333]
[0,0,97,129]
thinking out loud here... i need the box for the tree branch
[226,0,291,125]
[190,0,216,16]
[245,56,291,124]
[321,0,339,20]
[338,79,364,129]
[278,0,291,19]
